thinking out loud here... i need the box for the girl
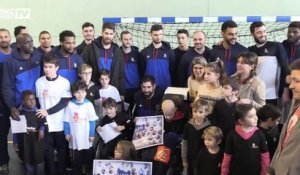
[221,104,269,175]
[181,99,211,175]
[187,56,207,101]
[195,59,226,115]
[232,52,266,109]
[114,140,137,160]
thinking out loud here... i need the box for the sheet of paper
[164,87,189,100]
[98,122,121,143]
[10,115,27,133]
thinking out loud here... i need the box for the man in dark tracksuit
[140,24,175,90]
[120,31,141,108]
[210,20,248,76]
[49,30,83,86]
[2,34,42,174]
[76,22,95,56]
[282,21,300,64]
[177,31,211,87]
[173,29,191,86]
[249,22,289,106]
[82,22,125,98]
[0,28,12,175]
[2,33,42,121]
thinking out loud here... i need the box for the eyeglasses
[80,72,92,75]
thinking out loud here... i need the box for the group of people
[0,19,300,175]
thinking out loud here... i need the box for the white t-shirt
[35,76,72,132]
[63,99,98,150]
[256,56,279,99]
[99,85,121,102]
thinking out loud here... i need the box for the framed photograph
[132,115,164,150]
[93,159,152,175]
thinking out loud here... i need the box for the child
[195,59,226,115]
[181,99,211,175]
[114,140,137,160]
[63,80,98,175]
[210,77,240,141]
[35,54,72,174]
[78,63,100,104]
[15,90,46,175]
[257,104,281,159]
[187,56,207,101]
[221,104,270,175]
[95,97,132,159]
[194,126,224,175]
[98,69,122,120]
[99,69,121,103]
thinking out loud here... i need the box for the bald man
[2,33,42,120]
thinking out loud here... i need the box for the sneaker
[0,164,9,175]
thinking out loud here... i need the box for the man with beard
[249,22,289,106]
[76,22,95,55]
[133,75,164,117]
[282,21,300,64]
[0,28,12,175]
[210,20,248,76]
[48,30,83,85]
[140,24,175,90]
[37,31,53,55]
[173,29,191,86]
[177,30,211,87]
[120,31,141,109]
[82,22,125,99]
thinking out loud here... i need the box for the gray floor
[7,131,25,175]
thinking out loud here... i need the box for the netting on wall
[112,22,288,49]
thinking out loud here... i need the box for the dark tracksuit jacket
[48,46,83,86]
[2,48,42,109]
[140,41,175,89]
[210,42,248,76]
[282,40,300,64]
[120,46,141,90]
[0,51,12,165]
[177,46,211,87]
[82,36,126,96]
[76,40,88,56]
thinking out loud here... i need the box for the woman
[232,52,266,109]
[187,56,207,101]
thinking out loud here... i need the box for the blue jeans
[25,162,44,175]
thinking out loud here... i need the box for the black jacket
[82,36,125,95]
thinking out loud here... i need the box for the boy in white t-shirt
[98,69,122,120]
[35,54,72,174]
[63,80,97,175]
[99,69,121,102]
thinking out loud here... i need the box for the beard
[254,36,267,45]
[103,38,112,45]
[62,46,74,54]
[0,41,10,48]
[288,37,300,45]
[143,91,154,98]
